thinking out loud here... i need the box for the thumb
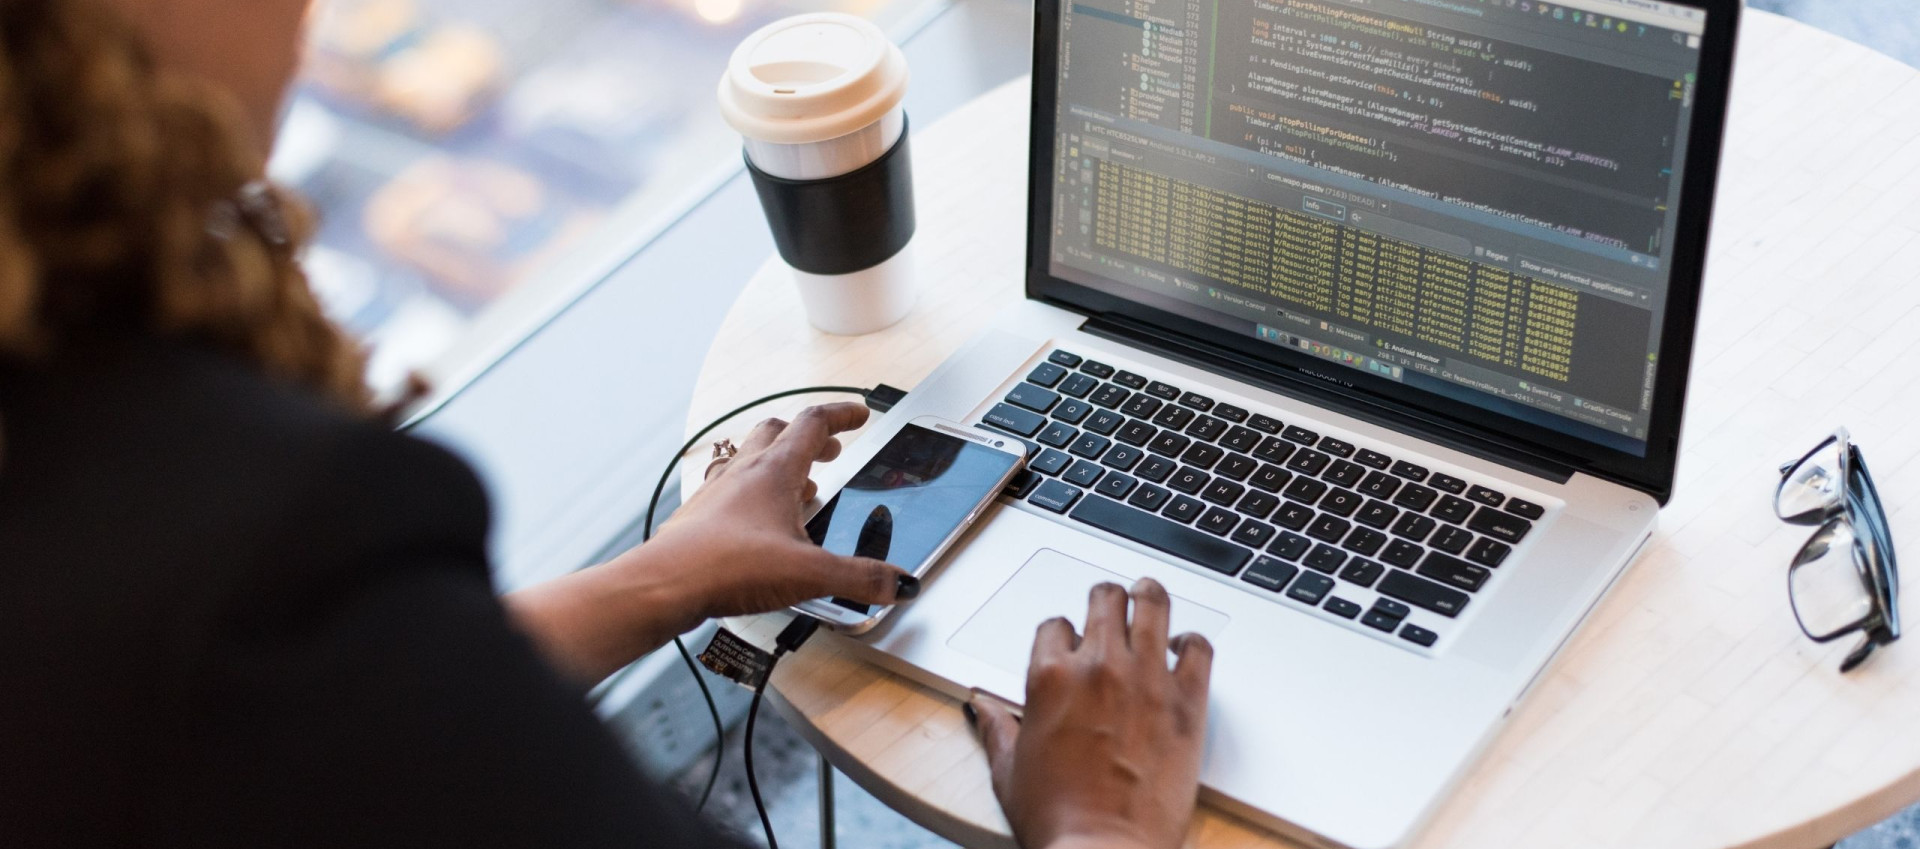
[969,695,1022,806]
[807,549,916,607]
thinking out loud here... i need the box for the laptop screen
[1043,0,1712,457]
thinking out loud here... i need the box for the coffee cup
[719,13,916,335]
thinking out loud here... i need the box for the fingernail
[896,574,921,600]
[961,701,978,727]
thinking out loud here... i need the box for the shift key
[1378,570,1470,618]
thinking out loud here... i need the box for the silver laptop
[815,0,1740,845]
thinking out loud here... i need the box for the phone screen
[805,425,1021,614]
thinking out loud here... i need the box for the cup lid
[718,13,908,145]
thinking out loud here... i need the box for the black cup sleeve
[746,119,916,276]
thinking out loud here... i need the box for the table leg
[819,754,836,849]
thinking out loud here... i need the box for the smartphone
[794,417,1028,632]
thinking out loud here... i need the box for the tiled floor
[669,3,1920,848]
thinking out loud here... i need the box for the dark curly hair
[0,0,370,408]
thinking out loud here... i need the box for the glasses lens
[1778,436,1845,523]
[1790,519,1875,640]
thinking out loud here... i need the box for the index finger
[766,403,871,474]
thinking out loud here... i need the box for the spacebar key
[1070,496,1251,576]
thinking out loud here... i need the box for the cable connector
[775,614,822,657]
[864,384,910,414]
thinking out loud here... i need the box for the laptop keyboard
[980,348,1550,651]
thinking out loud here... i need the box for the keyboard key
[1070,496,1250,576]
[1029,479,1082,513]
[1286,572,1336,605]
[1324,459,1367,488]
[1390,512,1437,542]
[1102,444,1144,471]
[1373,598,1410,619]
[1096,472,1138,500]
[1307,515,1352,544]
[1358,471,1402,500]
[1283,425,1319,445]
[1005,470,1039,500]
[1343,527,1387,557]
[1059,373,1098,399]
[1238,490,1281,519]
[1135,455,1176,483]
[1080,360,1115,379]
[1202,479,1246,507]
[1115,419,1157,446]
[1355,448,1392,470]
[1320,488,1363,517]
[1089,383,1130,409]
[1272,503,1314,531]
[1505,498,1546,520]
[1355,500,1399,529]
[1047,349,1082,368]
[1221,426,1263,453]
[1128,483,1171,511]
[1168,467,1210,494]
[1180,443,1225,469]
[1084,410,1124,435]
[1431,525,1473,554]
[1297,541,1344,572]
[1249,464,1292,492]
[1285,448,1331,476]
[1119,394,1162,419]
[1178,392,1215,411]
[1381,539,1423,568]
[984,403,1045,437]
[1145,380,1182,400]
[1231,520,1276,548]
[1241,556,1298,592]
[1164,495,1206,524]
[1112,370,1149,390]
[1325,597,1363,619]
[1379,571,1470,618]
[1053,399,1092,425]
[1466,537,1512,568]
[1418,550,1490,592]
[1391,483,1438,512]
[1248,413,1284,434]
[1253,436,1296,464]
[1432,495,1476,525]
[1339,558,1385,588]
[1152,405,1196,430]
[1399,624,1438,647]
[1037,421,1077,449]
[1466,485,1506,507]
[1148,431,1191,458]
[1312,436,1350,456]
[1186,415,1228,442]
[1390,460,1430,482]
[1069,433,1111,459]
[1467,507,1533,544]
[1283,476,1329,505]
[1027,363,1067,387]
[1064,460,1106,487]
[1215,453,1258,481]
[1213,403,1249,423]
[1197,507,1239,536]
[1269,531,1312,560]
[1361,609,1400,633]
[1029,449,1071,476]
[1429,473,1467,494]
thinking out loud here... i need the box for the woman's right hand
[969,578,1214,849]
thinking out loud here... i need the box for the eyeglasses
[1774,428,1900,672]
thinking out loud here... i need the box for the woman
[0,2,1214,848]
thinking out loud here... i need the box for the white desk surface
[688,11,1920,848]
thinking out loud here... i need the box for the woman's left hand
[649,401,913,620]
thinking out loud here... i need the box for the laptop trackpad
[948,549,1231,677]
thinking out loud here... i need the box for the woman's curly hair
[0,0,370,410]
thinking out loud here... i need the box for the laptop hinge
[1078,312,1578,484]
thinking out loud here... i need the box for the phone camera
[994,440,1005,448]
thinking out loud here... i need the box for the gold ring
[712,438,739,460]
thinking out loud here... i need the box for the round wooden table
[687,11,1920,847]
